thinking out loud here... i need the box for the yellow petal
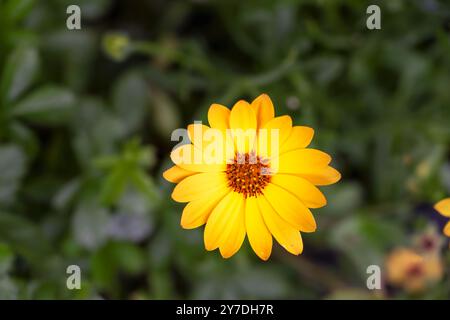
[261,116,292,144]
[263,183,316,232]
[170,144,226,172]
[257,116,292,159]
[245,197,272,260]
[280,126,314,154]
[257,196,303,255]
[434,198,450,217]
[180,186,230,229]
[230,100,256,131]
[219,199,246,259]
[250,94,274,128]
[444,221,450,237]
[208,103,230,130]
[297,166,341,186]
[162,165,196,183]
[222,129,236,163]
[172,172,227,202]
[229,100,257,153]
[270,174,327,208]
[187,123,210,149]
[277,148,331,175]
[187,124,232,164]
[204,192,244,251]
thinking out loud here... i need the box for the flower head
[385,247,443,293]
[434,198,450,238]
[412,224,445,255]
[163,94,340,260]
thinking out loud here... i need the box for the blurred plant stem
[220,47,300,103]
[129,38,299,105]
[273,248,346,291]
[242,48,299,87]
[132,41,216,78]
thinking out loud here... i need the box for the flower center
[406,263,424,279]
[226,152,271,198]
[420,236,436,251]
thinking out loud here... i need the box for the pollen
[226,152,271,198]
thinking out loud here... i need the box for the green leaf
[0,243,13,274]
[0,212,51,262]
[91,241,146,294]
[7,121,39,158]
[150,89,181,137]
[321,182,363,216]
[359,215,405,251]
[330,214,405,278]
[76,0,112,20]
[2,0,35,24]
[93,155,120,170]
[10,86,75,125]
[72,201,109,250]
[0,46,39,105]
[99,166,128,206]
[112,71,149,134]
[130,169,160,202]
[0,277,18,300]
[46,30,97,92]
[0,145,26,206]
[148,231,172,268]
[52,179,81,210]
[96,139,158,206]
[71,98,125,166]
[136,146,156,169]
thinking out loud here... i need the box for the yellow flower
[385,247,443,293]
[434,198,450,237]
[387,224,446,294]
[163,94,340,260]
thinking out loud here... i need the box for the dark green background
[0,0,449,299]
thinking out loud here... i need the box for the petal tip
[170,190,181,203]
[162,168,173,182]
[434,198,450,215]
[180,220,194,230]
[334,170,342,183]
[220,249,235,259]
[257,251,271,261]
[258,93,271,101]
[204,242,216,252]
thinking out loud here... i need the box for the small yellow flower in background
[434,198,450,237]
[385,247,443,293]
[163,94,340,260]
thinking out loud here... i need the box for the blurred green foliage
[0,0,450,299]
